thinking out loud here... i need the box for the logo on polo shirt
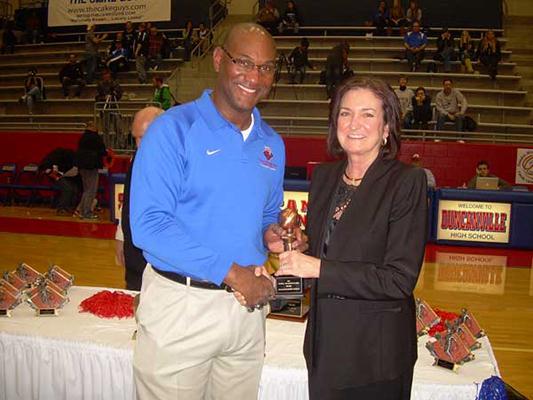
[263,146,273,160]
[260,146,277,170]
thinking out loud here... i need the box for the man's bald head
[132,106,164,148]
[223,23,276,54]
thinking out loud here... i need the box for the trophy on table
[426,331,475,371]
[14,263,44,287]
[46,265,74,293]
[268,205,310,320]
[26,279,69,316]
[0,281,22,317]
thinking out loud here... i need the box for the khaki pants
[133,265,267,400]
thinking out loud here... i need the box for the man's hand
[224,263,275,308]
[233,266,276,306]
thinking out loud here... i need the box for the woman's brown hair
[327,75,402,159]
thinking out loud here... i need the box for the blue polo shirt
[130,90,285,285]
[404,31,427,49]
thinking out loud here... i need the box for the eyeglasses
[221,47,276,75]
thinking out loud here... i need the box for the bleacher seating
[0,21,531,144]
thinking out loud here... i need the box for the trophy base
[268,292,310,322]
[0,309,12,318]
[434,358,459,372]
[36,308,59,316]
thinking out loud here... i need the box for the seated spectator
[152,76,173,110]
[19,67,45,114]
[1,21,16,54]
[411,153,436,188]
[405,0,422,26]
[325,41,351,98]
[390,2,408,33]
[257,1,280,35]
[39,148,80,215]
[108,32,125,54]
[106,40,129,78]
[477,29,501,80]
[278,0,299,34]
[435,78,467,132]
[467,160,510,189]
[182,20,197,62]
[95,69,123,103]
[148,26,166,70]
[404,21,427,72]
[59,54,86,98]
[122,21,137,59]
[434,28,455,73]
[411,86,432,130]
[394,75,414,128]
[288,37,313,84]
[372,1,390,36]
[459,30,475,73]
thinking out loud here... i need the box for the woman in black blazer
[277,76,427,399]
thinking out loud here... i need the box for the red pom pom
[428,309,460,337]
[79,290,135,319]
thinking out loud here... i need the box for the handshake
[224,222,308,310]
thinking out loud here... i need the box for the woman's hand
[277,250,321,278]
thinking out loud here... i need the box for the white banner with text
[48,0,171,27]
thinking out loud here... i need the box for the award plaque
[3,271,27,292]
[0,287,22,317]
[275,207,305,297]
[14,263,44,286]
[26,280,68,316]
[459,309,485,338]
[46,265,74,292]
[451,321,481,351]
[269,291,310,321]
[0,278,20,297]
[416,298,440,330]
[426,332,475,371]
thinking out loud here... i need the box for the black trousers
[309,368,414,400]
[125,267,143,291]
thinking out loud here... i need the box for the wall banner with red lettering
[437,200,511,243]
[48,0,171,27]
[515,148,533,185]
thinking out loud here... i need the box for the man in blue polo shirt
[130,23,294,399]
[404,21,427,72]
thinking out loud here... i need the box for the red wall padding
[3,131,532,189]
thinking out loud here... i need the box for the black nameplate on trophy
[275,275,304,297]
[435,359,458,372]
[38,308,58,316]
[0,309,10,317]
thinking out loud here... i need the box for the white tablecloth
[0,286,500,400]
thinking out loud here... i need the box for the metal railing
[190,0,228,61]
[94,99,161,151]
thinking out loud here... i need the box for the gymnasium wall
[2,131,531,189]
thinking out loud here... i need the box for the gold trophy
[268,206,310,320]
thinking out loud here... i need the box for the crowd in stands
[257,0,299,35]
[393,76,470,134]
[6,18,216,114]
